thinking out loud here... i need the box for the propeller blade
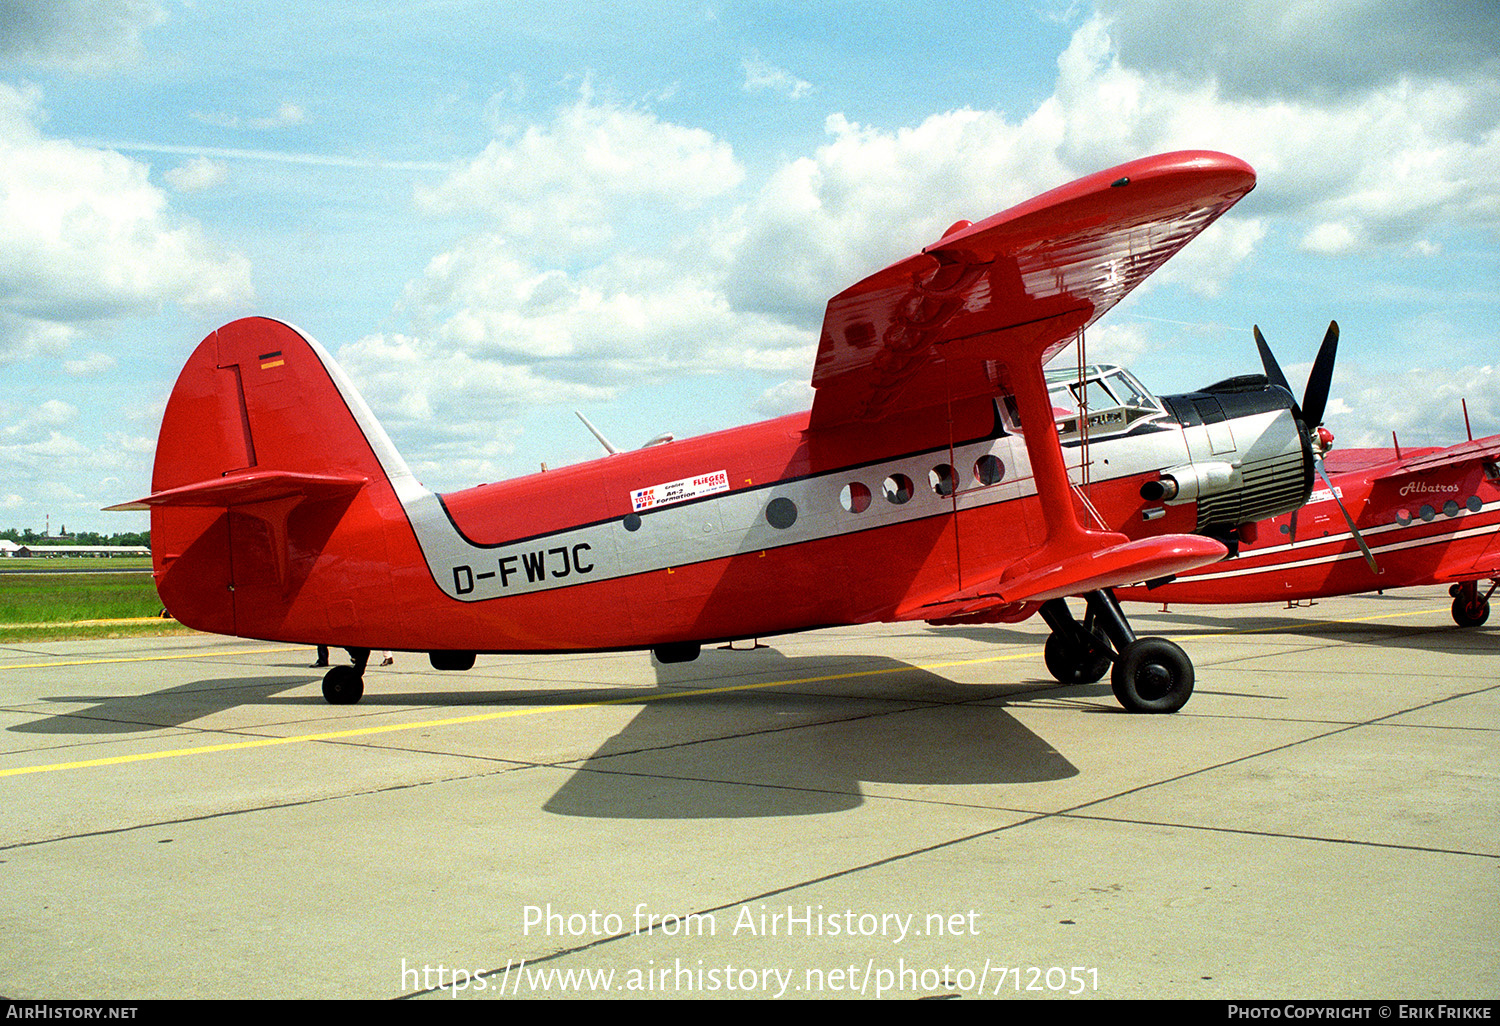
[1314,456,1378,574]
[1253,325,1296,406]
[1299,320,1339,429]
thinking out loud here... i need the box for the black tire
[1111,637,1194,713]
[1044,628,1112,684]
[322,664,365,704]
[1452,593,1491,628]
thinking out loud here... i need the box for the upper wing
[1371,435,1500,479]
[809,151,1256,429]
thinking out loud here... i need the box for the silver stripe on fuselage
[301,321,1306,604]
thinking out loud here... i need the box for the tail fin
[116,318,417,641]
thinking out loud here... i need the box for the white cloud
[1336,365,1499,447]
[753,379,815,417]
[191,102,307,132]
[416,92,743,258]
[355,93,820,455]
[1095,0,1500,101]
[1038,14,1500,255]
[741,56,812,100]
[62,351,117,376]
[0,84,254,363]
[164,157,227,193]
[722,108,1074,325]
[0,0,166,74]
[1301,222,1360,255]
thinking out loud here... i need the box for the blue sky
[3,0,1498,535]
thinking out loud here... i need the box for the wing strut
[1007,356,1126,563]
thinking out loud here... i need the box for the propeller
[1253,320,1377,574]
[1254,319,1338,428]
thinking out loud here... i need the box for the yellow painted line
[0,647,291,671]
[0,603,1455,779]
[1181,605,1452,635]
[0,651,1037,779]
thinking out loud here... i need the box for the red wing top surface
[810,151,1256,429]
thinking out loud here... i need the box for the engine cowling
[1154,382,1314,531]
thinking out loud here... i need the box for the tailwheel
[322,665,364,704]
[1451,581,1493,628]
[1043,626,1111,685]
[1111,637,1194,714]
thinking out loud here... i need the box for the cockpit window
[1105,371,1159,410]
[1037,364,1167,439]
[1079,379,1116,414]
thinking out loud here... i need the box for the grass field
[0,558,195,641]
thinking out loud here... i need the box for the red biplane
[1119,341,1500,626]
[113,151,1326,713]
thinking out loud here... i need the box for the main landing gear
[1039,590,1194,713]
[1449,580,1495,628]
[321,647,368,705]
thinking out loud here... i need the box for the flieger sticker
[631,470,730,512]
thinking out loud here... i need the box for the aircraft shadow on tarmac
[541,645,1080,819]
[931,614,1494,658]
[9,645,1083,818]
[1125,612,1495,655]
[8,675,312,735]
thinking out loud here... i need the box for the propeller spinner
[1253,321,1377,573]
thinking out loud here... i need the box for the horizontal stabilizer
[105,470,366,511]
[898,534,1228,621]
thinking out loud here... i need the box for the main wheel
[1452,592,1491,628]
[1044,627,1112,684]
[1111,637,1194,713]
[322,664,365,704]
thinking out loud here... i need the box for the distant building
[6,544,149,558]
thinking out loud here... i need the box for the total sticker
[631,470,730,512]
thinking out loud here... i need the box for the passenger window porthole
[840,482,872,514]
[929,464,956,497]
[766,497,798,529]
[623,514,642,532]
[974,454,1004,486]
[883,474,914,505]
